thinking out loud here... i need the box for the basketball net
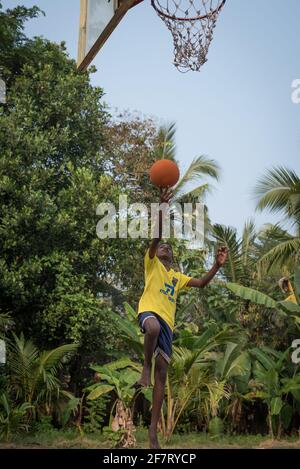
[151,0,226,73]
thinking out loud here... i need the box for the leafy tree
[0,3,134,377]
[0,2,43,86]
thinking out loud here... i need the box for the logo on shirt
[160,283,175,303]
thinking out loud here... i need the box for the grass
[1,427,300,449]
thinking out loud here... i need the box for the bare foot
[149,427,161,449]
[137,367,152,387]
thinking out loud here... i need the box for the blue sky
[3,0,300,235]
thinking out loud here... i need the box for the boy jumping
[137,187,228,449]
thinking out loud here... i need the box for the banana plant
[110,303,144,359]
[244,347,300,438]
[222,266,300,329]
[86,358,144,447]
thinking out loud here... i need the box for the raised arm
[187,246,228,288]
[149,187,172,259]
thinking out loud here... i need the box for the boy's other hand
[160,187,173,204]
[216,246,228,267]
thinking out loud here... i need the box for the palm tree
[153,122,220,208]
[0,393,31,441]
[211,220,258,285]
[7,333,77,419]
[153,122,220,250]
[156,324,243,441]
[253,166,300,272]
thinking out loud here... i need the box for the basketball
[149,159,180,188]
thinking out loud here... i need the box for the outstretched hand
[216,246,228,267]
[159,187,173,204]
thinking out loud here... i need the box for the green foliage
[59,397,80,428]
[102,425,128,448]
[0,2,43,85]
[32,415,54,433]
[224,277,300,338]
[208,416,224,437]
[225,283,277,309]
[109,303,144,359]
[0,3,146,378]
[254,167,300,272]
[1,1,300,443]
[0,392,31,441]
[245,347,300,436]
[7,332,77,420]
[254,167,300,219]
[83,396,108,433]
[87,359,142,407]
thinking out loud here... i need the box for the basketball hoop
[151,0,226,72]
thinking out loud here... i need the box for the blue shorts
[137,311,173,364]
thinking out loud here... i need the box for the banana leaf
[87,384,114,400]
[249,348,276,371]
[277,300,300,315]
[270,397,283,415]
[225,283,277,309]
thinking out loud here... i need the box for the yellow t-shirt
[137,249,192,330]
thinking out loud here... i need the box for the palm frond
[155,122,177,160]
[8,333,39,401]
[217,343,241,379]
[257,223,293,243]
[171,346,199,382]
[174,155,220,196]
[212,224,243,282]
[254,166,300,218]
[241,218,256,266]
[6,334,78,419]
[173,183,211,204]
[37,344,78,372]
[257,237,300,272]
[31,344,78,396]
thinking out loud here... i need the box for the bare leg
[138,317,160,387]
[149,353,168,449]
